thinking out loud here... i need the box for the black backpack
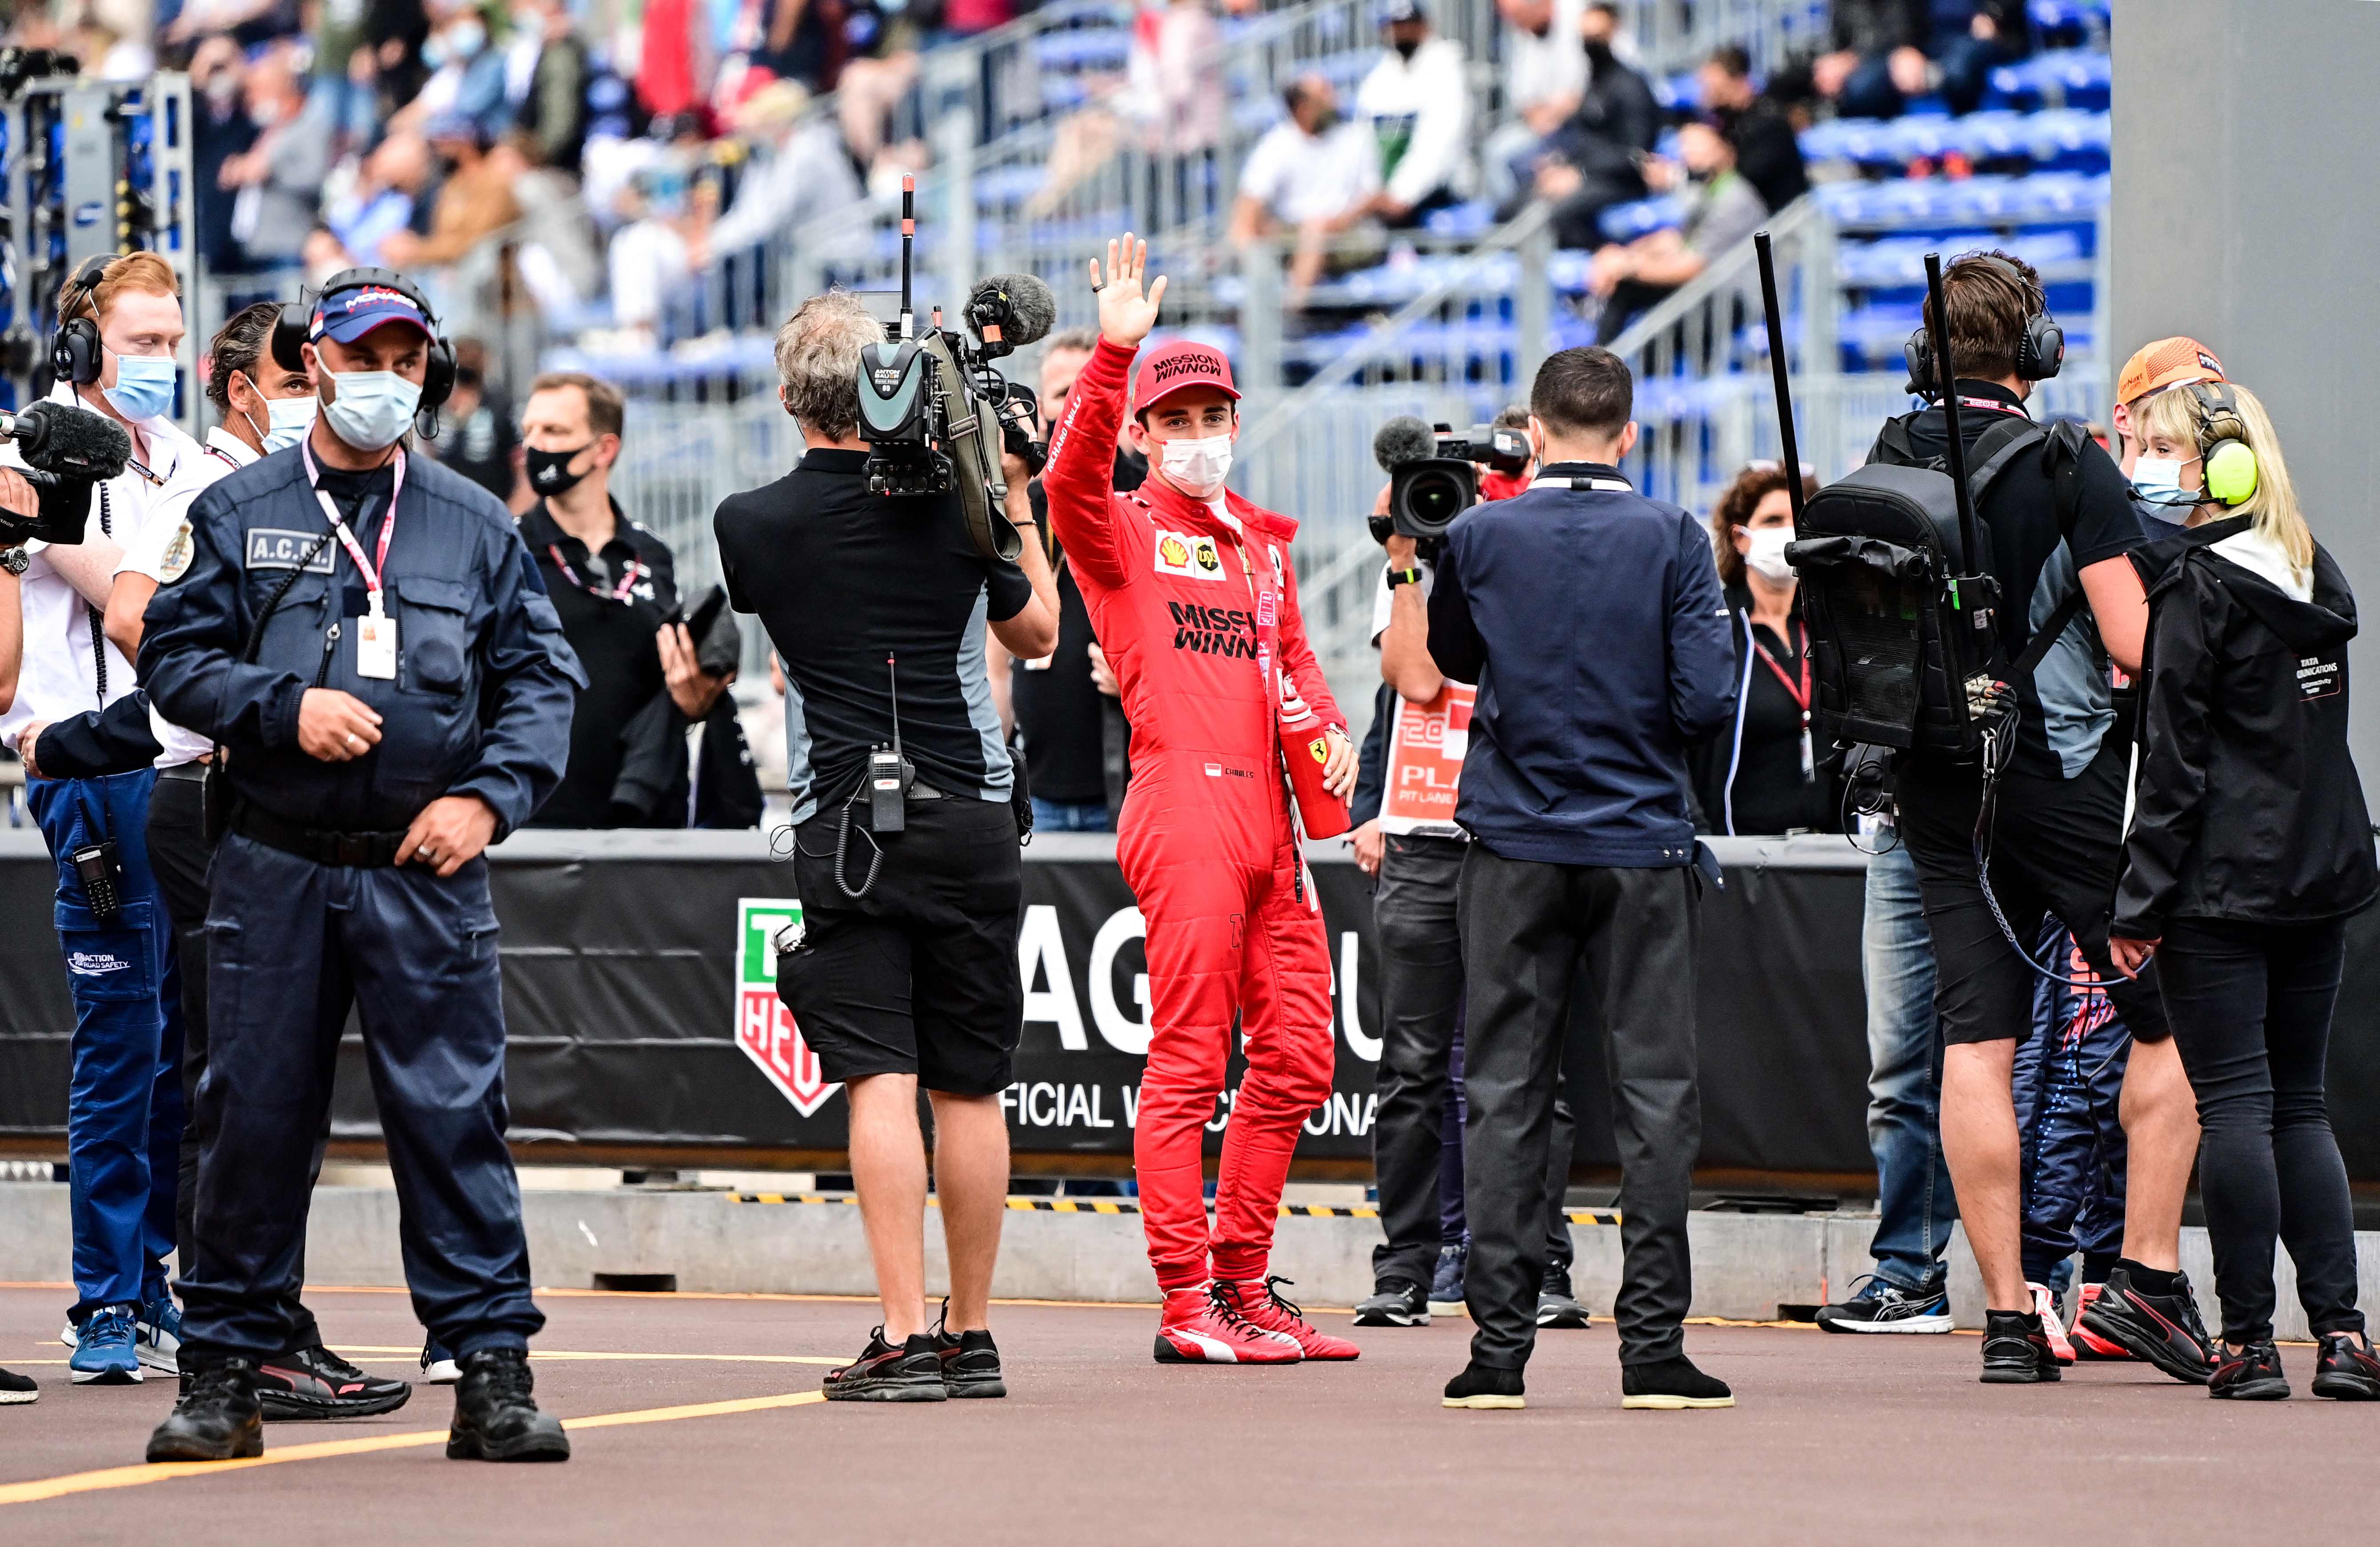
[1787,412,2089,756]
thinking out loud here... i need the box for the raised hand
[1090,231,1168,351]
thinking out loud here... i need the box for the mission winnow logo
[1169,600,1256,658]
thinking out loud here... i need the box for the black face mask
[527,443,592,497]
[1584,38,1615,65]
[1393,36,1421,61]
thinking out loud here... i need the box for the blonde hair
[2139,380,2310,576]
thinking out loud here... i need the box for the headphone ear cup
[2203,438,2258,506]
[1903,328,1935,395]
[2023,314,2065,380]
[419,336,456,412]
[53,318,102,385]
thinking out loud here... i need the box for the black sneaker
[1441,1361,1525,1410]
[1536,1261,1590,1329]
[2312,1330,2380,1401]
[0,1367,36,1405]
[2077,1264,2213,1385]
[1979,1310,2063,1384]
[935,1328,1007,1399]
[1620,1356,1734,1410]
[1815,1275,1954,1335]
[1353,1280,1430,1328]
[2209,1340,2289,1400]
[146,1358,264,1462]
[254,1344,414,1420]
[446,1348,571,1462]
[822,1328,948,1402]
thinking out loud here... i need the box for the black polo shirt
[714,448,1034,821]
[519,497,681,827]
[1014,446,1145,806]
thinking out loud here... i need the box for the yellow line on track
[0,1392,825,1508]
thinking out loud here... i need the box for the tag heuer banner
[4,831,2376,1179]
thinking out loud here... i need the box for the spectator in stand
[605,154,718,345]
[1586,118,1765,343]
[310,129,434,275]
[215,44,333,269]
[1357,0,1471,228]
[431,340,523,506]
[390,0,513,138]
[381,114,522,271]
[1809,0,1930,120]
[190,38,258,271]
[689,83,866,271]
[1691,461,1842,836]
[1699,44,1808,215]
[1228,75,1380,306]
[505,0,591,171]
[163,0,306,49]
[1533,3,1660,248]
[1929,2,2031,118]
[940,0,1017,39]
[1124,0,1225,155]
[356,0,436,128]
[1481,0,1586,211]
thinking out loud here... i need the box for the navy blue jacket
[1426,462,1736,865]
[140,447,585,837]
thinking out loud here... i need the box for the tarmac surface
[1,1282,2372,1545]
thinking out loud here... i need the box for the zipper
[316,622,341,687]
[1224,521,1305,903]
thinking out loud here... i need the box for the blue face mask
[103,354,179,422]
[2130,456,2199,522]
[321,368,422,452]
[244,389,318,454]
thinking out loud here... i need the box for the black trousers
[1894,738,2171,1047]
[1458,847,1700,1369]
[2160,916,2365,1345]
[1372,834,1573,1290]
[148,774,325,1353]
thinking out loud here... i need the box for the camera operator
[0,252,201,1386]
[1428,346,1737,1413]
[1879,253,2208,1385]
[1355,408,1588,1335]
[715,291,1058,1401]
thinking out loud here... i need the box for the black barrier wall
[3,831,2376,1180]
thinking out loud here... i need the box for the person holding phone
[516,371,759,829]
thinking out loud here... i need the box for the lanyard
[1952,394,2028,418]
[547,542,647,603]
[1751,620,1815,780]
[299,440,404,611]
[203,445,242,471]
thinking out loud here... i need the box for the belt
[910,778,947,801]
[157,762,209,783]
[233,802,410,869]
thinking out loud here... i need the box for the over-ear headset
[50,252,121,387]
[270,267,458,434]
[1903,253,2066,397]
[2188,381,2259,506]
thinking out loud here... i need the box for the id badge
[357,609,398,680]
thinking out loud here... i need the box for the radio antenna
[1923,252,1982,580]
[887,653,903,756]
[898,176,915,341]
[1754,231,1807,530]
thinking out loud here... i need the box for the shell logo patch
[1154,529,1223,581]
[1308,737,1329,764]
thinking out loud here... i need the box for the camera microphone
[969,273,1058,349]
[1372,415,1437,474]
[3,401,133,482]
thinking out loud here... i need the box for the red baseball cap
[1131,339,1238,415]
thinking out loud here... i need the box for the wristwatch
[0,546,28,577]
[1386,566,1423,589]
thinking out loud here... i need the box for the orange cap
[2116,336,2225,407]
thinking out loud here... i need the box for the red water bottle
[1278,670,1350,840]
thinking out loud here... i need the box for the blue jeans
[1862,841,1955,1292]
[1030,797,1111,833]
[27,770,185,1318]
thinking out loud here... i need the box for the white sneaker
[422,1338,462,1384]
[2030,1282,2078,1366]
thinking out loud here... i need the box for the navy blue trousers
[176,833,543,1363]
[27,770,185,1318]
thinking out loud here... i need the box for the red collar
[1134,474,1298,546]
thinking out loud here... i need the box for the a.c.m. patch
[245,529,334,573]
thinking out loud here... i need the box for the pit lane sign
[734,898,839,1116]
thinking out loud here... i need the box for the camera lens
[1402,467,1471,534]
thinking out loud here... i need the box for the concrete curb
[2,1184,2366,1340]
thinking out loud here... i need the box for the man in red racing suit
[1042,234,1360,1364]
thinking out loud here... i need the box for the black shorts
[1894,735,2171,1048]
[778,794,1025,1096]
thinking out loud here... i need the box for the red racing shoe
[2069,1284,2134,1361]
[2029,1283,2077,1366]
[1218,1278,1360,1361]
[1154,1284,1301,1365]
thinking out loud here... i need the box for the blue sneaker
[1427,1242,1468,1318]
[136,1296,183,1374]
[70,1304,144,1384]
[1815,1274,1954,1334]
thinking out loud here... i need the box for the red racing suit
[1042,338,1345,1292]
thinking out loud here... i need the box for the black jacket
[32,690,167,780]
[2114,517,2378,937]
[1689,584,1844,836]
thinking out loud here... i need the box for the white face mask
[1158,433,1232,494]
[247,391,318,453]
[321,368,422,451]
[1743,524,1796,585]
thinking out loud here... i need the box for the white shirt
[0,384,199,741]
[1238,118,1380,227]
[1356,37,1474,210]
[1505,0,1588,116]
[115,426,255,768]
